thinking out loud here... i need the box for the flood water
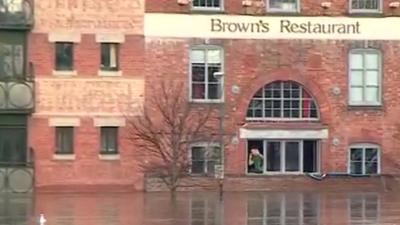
[1,191,400,225]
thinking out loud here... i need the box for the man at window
[248,148,264,173]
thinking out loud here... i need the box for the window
[192,0,222,10]
[100,127,118,154]
[349,194,379,225]
[190,144,220,175]
[190,47,223,101]
[246,81,318,120]
[247,193,320,225]
[350,0,381,13]
[247,140,319,174]
[55,42,73,71]
[268,0,299,12]
[101,43,119,71]
[349,144,380,175]
[55,127,73,154]
[349,49,381,105]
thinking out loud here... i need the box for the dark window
[191,47,223,101]
[351,0,380,12]
[55,42,73,71]
[101,127,118,154]
[269,0,299,12]
[246,81,319,120]
[349,145,379,175]
[101,43,119,71]
[56,127,73,154]
[191,145,220,175]
[192,0,221,9]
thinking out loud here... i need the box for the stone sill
[98,154,120,161]
[98,70,122,77]
[52,70,77,76]
[53,154,76,161]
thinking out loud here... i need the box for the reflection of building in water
[247,193,320,225]
[348,193,379,225]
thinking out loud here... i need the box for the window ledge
[53,70,77,76]
[98,70,122,77]
[190,99,224,104]
[53,154,75,160]
[99,154,120,160]
[347,105,383,111]
[191,7,224,13]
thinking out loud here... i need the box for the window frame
[348,143,381,175]
[246,139,321,175]
[267,0,300,13]
[191,0,224,11]
[246,81,320,121]
[100,43,119,72]
[55,42,74,71]
[55,127,74,154]
[349,0,382,14]
[189,143,221,176]
[189,45,224,103]
[100,127,119,154]
[348,49,382,106]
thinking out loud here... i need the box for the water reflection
[1,191,400,225]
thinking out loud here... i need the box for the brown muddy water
[1,191,400,225]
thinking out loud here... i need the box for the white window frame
[347,143,381,175]
[349,0,382,13]
[267,0,300,13]
[246,193,321,225]
[189,45,224,103]
[191,0,224,11]
[246,81,320,121]
[189,142,221,175]
[348,49,382,106]
[348,193,380,224]
[246,140,321,175]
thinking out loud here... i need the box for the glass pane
[208,83,220,99]
[351,162,363,174]
[208,66,221,82]
[366,71,379,86]
[365,148,378,161]
[366,87,379,102]
[350,71,363,86]
[207,49,221,64]
[191,50,205,63]
[350,148,363,161]
[207,161,216,174]
[192,65,205,82]
[366,53,379,69]
[192,83,205,99]
[365,162,378,174]
[192,147,205,160]
[191,161,205,174]
[303,141,317,173]
[350,87,363,102]
[267,142,281,172]
[285,142,299,172]
[351,53,363,69]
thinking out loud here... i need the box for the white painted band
[93,117,126,127]
[240,128,329,139]
[48,117,81,127]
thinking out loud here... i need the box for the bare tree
[126,81,220,194]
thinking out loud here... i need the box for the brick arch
[236,68,332,124]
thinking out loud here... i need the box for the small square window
[190,144,220,175]
[101,127,118,154]
[350,0,381,13]
[55,127,74,154]
[192,0,222,10]
[268,0,299,12]
[101,43,119,71]
[55,42,73,71]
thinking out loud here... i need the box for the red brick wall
[146,0,400,16]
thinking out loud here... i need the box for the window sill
[53,70,77,76]
[98,70,122,77]
[53,154,75,161]
[190,99,224,104]
[191,7,224,13]
[347,105,383,111]
[266,10,300,15]
[98,154,120,161]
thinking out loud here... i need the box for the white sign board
[145,13,400,40]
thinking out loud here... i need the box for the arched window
[246,81,319,120]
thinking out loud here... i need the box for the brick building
[143,0,400,190]
[2,0,400,192]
